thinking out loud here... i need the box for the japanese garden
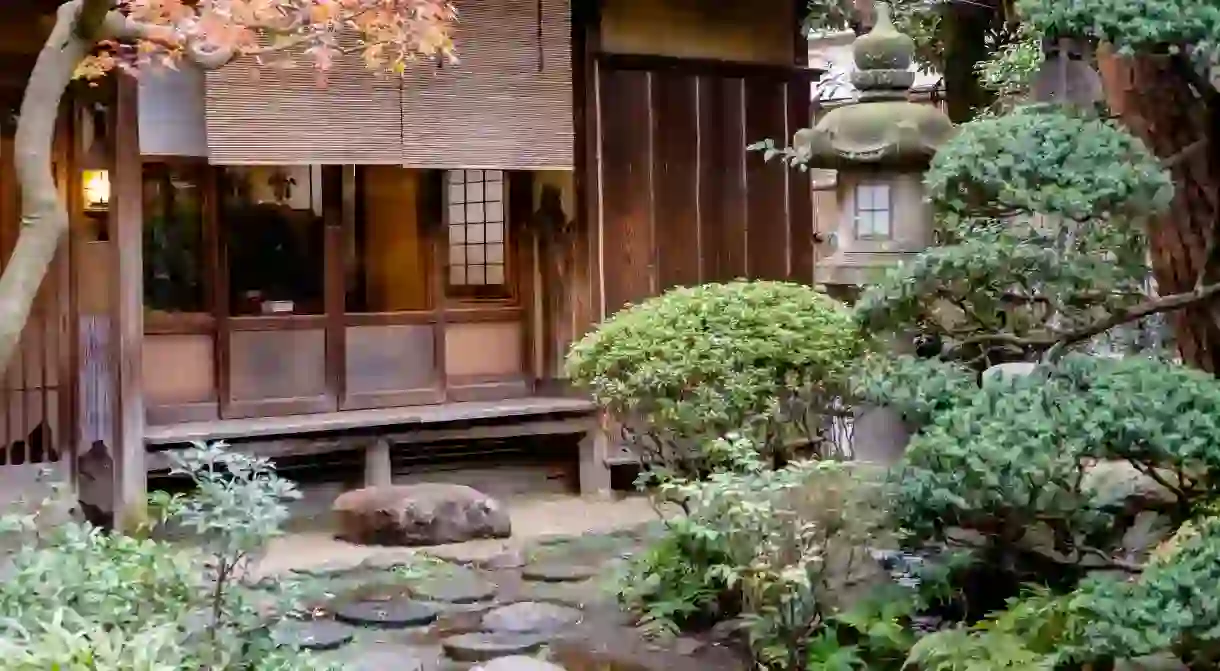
[3,0,1220,669]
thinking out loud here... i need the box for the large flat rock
[334,484,511,547]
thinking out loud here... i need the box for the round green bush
[565,281,867,438]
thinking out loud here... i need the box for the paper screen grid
[446,169,507,287]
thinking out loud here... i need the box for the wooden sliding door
[217,165,336,418]
[340,166,443,410]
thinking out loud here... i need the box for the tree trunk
[941,0,996,123]
[1101,52,1220,371]
[0,0,101,374]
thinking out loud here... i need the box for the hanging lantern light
[1029,36,1104,108]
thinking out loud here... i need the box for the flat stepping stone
[521,563,595,583]
[272,619,355,651]
[333,642,431,671]
[414,569,498,603]
[334,598,440,628]
[480,549,526,570]
[475,657,568,671]
[441,632,546,663]
[483,602,582,635]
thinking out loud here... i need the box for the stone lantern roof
[794,1,954,170]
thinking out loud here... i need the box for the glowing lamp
[83,169,111,212]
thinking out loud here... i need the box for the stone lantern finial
[850,1,917,100]
[792,0,952,169]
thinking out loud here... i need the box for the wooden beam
[144,416,598,472]
[110,73,146,532]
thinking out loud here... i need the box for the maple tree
[2,0,455,372]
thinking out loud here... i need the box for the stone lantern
[795,1,954,288]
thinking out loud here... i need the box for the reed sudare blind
[204,0,574,169]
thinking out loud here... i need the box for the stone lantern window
[792,1,954,288]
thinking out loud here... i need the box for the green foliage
[853,355,977,426]
[617,435,889,670]
[907,515,1220,669]
[1017,0,1220,58]
[615,517,735,640]
[859,107,1168,360]
[976,26,1043,104]
[926,106,1174,224]
[566,281,866,468]
[854,225,1151,361]
[882,355,1220,585]
[0,443,330,670]
[906,588,1084,671]
[1073,515,1220,665]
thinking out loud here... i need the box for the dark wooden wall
[594,55,815,316]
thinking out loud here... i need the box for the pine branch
[942,281,1220,360]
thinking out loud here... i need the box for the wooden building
[0,0,818,523]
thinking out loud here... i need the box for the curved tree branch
[941,281,1220,361]
[0,0,101,374]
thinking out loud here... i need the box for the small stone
[292,558,363,577]
[474,657,567,671]
[521,563,595,583]
[483,602,582,635]
[480,548,526,570]
[441,632,546,663]
[359,554,416,571]
[708,617,747,643]
[519,579,611,609]
[273,619,355,651]
[673,638,704,656]
[334,598,441,628]
[414,568,498,604]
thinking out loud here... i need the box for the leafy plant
[618,435,890,670]
[566,280,867,475]
[0,442,330,670]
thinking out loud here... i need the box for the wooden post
[110,74,145,532]
[364,438,393,488]
[578,416,612,499]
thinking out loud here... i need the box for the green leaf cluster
[1074,515,1220,665]
[1017,0,1220,58]
[926,106,1174,224]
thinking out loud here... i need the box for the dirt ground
[255,493,668,577]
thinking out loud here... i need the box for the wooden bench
[143,397,612,497]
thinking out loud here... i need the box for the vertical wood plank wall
[595,59,814,317]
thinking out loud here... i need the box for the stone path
[268,522,750,671]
